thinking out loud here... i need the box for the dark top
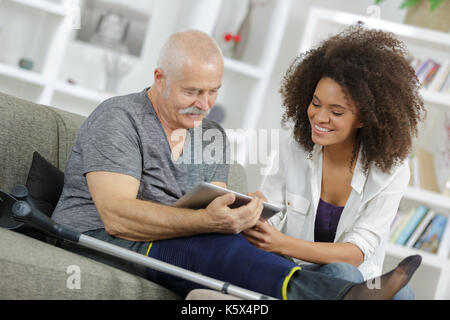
[314,198,344,243]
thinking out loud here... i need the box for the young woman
[243,25,425,299]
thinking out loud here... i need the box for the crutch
[3,187,276,300]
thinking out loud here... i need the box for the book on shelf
[390,207,416,243]
[390,203,450,255]
[405,210,436,248]
[410,57,441,88]
[431,60,450,92]
[414,214,448,254]
[395,205,429,246]
[408,56,450,93]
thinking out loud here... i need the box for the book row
[408,57,450,93]
[390,205,450,259]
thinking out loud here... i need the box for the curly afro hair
[280,25,425,174]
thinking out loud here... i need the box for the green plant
[375,0,447,11]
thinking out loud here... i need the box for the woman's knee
[319,262,364,283]
[392,284,415,300]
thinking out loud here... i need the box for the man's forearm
[101,198,208,242]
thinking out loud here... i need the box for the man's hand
[203,193,263,234]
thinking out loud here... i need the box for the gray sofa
[0,91,247,299]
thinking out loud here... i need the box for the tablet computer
[173,182,281,220]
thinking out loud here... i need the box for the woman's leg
[392,284,415,300]
[300,262,364,283]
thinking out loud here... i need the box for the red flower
[224,33,233,42]
[233,34,241,43]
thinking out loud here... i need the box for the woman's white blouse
[262,135,410,280]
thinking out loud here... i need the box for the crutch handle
[12,200,80,243]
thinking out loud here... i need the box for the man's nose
[195,94,210,111]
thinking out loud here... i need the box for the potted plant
[375,0,450,32]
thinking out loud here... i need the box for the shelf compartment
[58,40,139,94]
[213,0,290,70]
[0,0,65,73]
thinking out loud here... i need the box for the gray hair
[157,29,223,85]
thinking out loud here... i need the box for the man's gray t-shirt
[52,88,230,233]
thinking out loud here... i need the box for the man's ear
[153,68,167,93]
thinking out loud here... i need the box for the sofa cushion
[0,227,181,300]
[0,92,85,193]
[48,106,86,171]
[26,151,64,218]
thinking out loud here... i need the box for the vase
[404,0,450,32]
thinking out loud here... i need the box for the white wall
[245,0,407,191]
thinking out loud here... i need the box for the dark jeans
[61,229,357,299]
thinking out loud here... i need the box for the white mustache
[179,106,210,116]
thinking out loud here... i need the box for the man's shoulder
[96,90,148,115]
[84,90,152,128]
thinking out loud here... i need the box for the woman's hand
[242,219,286,253]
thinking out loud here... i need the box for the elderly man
[52,30,420,300]
[52,30,262,243]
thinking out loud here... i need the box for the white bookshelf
[300,6,450,300]
[0,0,292,163]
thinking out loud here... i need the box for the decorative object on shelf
[222,32,241,57]
[77,0,149,57]
[214,0,266,61]
[375,0,450,32]
[207,104,226,124]
[89,11,131,93]
[18,58,34,70]
[90,11,129,54]
[74,0,150,93]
